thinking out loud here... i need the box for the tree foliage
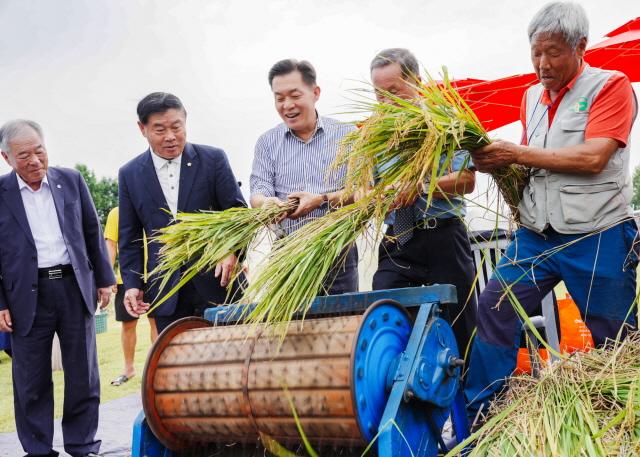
[75,164,118,226]
[633,166,640,210]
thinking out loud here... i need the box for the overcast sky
[0,0,638,203]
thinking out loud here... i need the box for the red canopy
[585,17,640,80]
[457,18,640,131]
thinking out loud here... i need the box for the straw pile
[449,332,640,456]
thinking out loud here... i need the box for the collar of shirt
[540,61,586,107]
[539,61,586,126]
[150,148,182,170]
[283,112,325,142]
[16,173,49,193]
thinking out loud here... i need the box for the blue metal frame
[204,285,457,324]
[131,411,176,457]
[376,301,465,457]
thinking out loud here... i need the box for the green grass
[0,311,154,433]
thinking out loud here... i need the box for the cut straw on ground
[447,331,640,457]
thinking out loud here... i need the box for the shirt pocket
[559,113,588,147]
[560,113,588,132]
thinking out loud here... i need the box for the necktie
[394,205,415,246]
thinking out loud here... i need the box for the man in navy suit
[0,119,115,457]
[119,92,246,333]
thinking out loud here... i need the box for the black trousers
[373,220,477,355]
[322,245,359,296]
[11,275,100,457]
[154,275,245,334]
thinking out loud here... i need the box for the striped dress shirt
[250,116,355,234]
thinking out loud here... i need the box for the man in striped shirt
[250,58,358,295]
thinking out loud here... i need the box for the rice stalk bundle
[448,332,640,457]
[148,202,295,310]
[335,68,528,220]
[240,69,528,330]
[240,198,385,332]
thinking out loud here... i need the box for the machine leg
[450,389,471,449]
[131,410,175,457]
[525,327,542,379]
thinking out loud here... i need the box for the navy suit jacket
[118,143,246,316]
[0,167,115,336]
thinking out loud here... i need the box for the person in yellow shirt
[104,206,157,386]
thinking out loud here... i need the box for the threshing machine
[131,285,470,456]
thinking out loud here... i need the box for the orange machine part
[515,296,594,375]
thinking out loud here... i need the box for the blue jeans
[465,221,639,415]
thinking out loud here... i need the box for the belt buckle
[425,218,438,229]
[48,269,63,280]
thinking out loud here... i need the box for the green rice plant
[447,332,640,456]
[240,69,531,331]
[240,197,388,332]
[335,68,528,220]
[147,202,294,312]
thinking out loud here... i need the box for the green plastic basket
[95,312,108,334]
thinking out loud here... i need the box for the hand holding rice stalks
[335,68,528,220]
[240,68,530,331]
[148,202,295,310]
[240,198,385,333]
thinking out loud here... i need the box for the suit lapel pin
[187,162,192,167]
[56,184,62,189]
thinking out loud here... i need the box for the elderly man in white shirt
[0,119,114,457]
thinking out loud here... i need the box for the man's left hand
[97,287,113,310]
[0,309,12,333]
[287,192,324,220]
[215,254,238,287]
[390,182,423,210]
[471,140,522,172]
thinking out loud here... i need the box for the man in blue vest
[465,1,638,420]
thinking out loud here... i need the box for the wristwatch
[320,193,331,209]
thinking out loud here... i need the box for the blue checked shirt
[250,116,355,235]
[385,150,473,225]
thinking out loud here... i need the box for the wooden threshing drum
[142,315,367,451]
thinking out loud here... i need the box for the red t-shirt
[520,63,635,147]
